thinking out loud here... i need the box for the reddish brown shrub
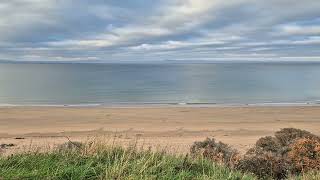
[192,129,320,179]
[237,129,320,179]
[255,136,281,153]
[288,138,320,173]
[190,138,240,168]
[237,147,289,180]
[275,128,319,147]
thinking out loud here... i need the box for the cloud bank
[0,0,320,62]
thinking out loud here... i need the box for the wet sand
[1,106,320,154]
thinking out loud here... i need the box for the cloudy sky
[0,0,320,62]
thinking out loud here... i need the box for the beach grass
[1,145,320,180]
[290,171,320,180]
[1,135,320,180]
[0,144,256,180]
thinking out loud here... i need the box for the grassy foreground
[0,140,319,179]
[0,145,255,180]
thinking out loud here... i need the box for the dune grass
[1,138,319,180]
[0,145,256,180]
[291,171,320,180]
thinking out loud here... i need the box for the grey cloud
[0,0,320,62]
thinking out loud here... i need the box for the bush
[190,138,240,168]
[288,138,320,174]
[237,129,320,179]
[237,150,288,180]
[275,128,319,147]
[236,136,289,179]
[255,136,281,153]
[194,129,320,179]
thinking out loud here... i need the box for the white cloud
[279,24,320,35]
[129,32,242,51]
[47,37,117,48]
[293,36,320,45]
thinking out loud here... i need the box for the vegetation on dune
[290,171,320,180]
[190,138,241,169]
[1,128,320,180]
[274,128,320,147]
[191,128,320,180]
[0,143,255,180]
[237,148,288,180]
[288,138,320,174]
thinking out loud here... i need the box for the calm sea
[1,62,320,106]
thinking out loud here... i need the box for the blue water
[1,62,320,105]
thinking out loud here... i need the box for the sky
[0,0,320,62]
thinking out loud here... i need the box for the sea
[1,61,320,106]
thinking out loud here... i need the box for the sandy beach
[1,106,320,154]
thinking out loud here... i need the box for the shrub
[237,147,289,180]
[255,136,281,153]
[238,129,320,179]
[274,128,319,147]
[190,138,240,168]
[191,129,320,179]
[288,138,320,174]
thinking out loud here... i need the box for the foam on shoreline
[0,101,320,108]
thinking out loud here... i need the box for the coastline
[1,100,320,108]
[1,105,320,155]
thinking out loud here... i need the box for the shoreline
[1,101,320,108]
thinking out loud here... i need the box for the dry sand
[1,106,320,154]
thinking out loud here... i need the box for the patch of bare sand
[0,106,319,155]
